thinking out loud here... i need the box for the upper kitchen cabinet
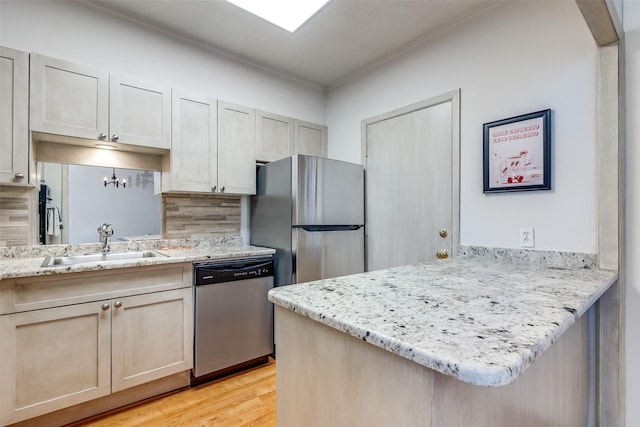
[109,75,171,149]
[217,101,256,195]
[256,110,294,163]
[30,54,108,141]
[0,47,29,185]
[30,54,170,151]
[161,90,218,193]
[293,119,327,158]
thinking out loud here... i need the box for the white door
[364,91,459,271]
[111,288,193,392]
[217,101,256,195]
[167,90,218,192]
[0,47,29,184]
[256,110,293,162]
[109,74,171,149]
[294,120,328,158]
[29,54,109,141]
[0,302,111,425]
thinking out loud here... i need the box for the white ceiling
[85,0,497,89]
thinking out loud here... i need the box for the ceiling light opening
[226,0,330,33]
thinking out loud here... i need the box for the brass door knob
[439,229,448,238]
[436,249,448,259]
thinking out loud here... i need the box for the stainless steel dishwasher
[192,256,274,385]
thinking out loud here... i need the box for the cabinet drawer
[0,263,192,315]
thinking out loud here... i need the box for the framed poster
[483,109,551,193]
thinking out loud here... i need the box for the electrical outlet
[520,227,535,248]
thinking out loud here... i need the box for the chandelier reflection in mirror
[104,168,126,188]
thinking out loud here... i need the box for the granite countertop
[268,256,617,387]
[0,238,275,280]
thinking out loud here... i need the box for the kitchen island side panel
[274,306,433,427]
[275,306,589,427]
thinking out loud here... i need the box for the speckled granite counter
[268,256,617,387]
[0,238,275,280]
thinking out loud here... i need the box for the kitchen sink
[40,250,168,267]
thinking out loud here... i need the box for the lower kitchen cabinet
[0,301,112,425]
[0,270,193,426]
[111,288,193,392]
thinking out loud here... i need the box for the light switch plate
[520,227,535,248]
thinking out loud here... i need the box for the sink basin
[41,250,168,267]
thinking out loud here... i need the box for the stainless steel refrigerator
[250,155,364,286]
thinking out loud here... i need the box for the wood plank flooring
[69,360,275,427]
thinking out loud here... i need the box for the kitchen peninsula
[268,252,617,427]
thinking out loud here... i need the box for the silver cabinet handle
[101,303,110,311]
[114,301,123,308]
[111,134,119,142]
[220,186,225,192]
[212,185,217,191]
[99,133,107,140]
[14,173,24,180]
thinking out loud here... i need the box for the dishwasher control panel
[194,256,273,286]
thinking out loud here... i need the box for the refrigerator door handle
[294,225,363,232]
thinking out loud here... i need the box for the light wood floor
[69,360,275,427]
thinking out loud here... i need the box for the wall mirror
[38,162,161,245]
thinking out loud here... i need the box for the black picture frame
[483,109,551,193]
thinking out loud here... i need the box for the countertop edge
[0,246,276,280]
[268,262,618,387]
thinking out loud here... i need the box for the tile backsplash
[0,185,37,247]
[162,193,241,240]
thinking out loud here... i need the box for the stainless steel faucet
[97,223,114,253]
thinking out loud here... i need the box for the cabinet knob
[111,134,119,142]
[114,300,123,309]
[436,249,449,259]
[14,173,24,180]
[220,186,225,192]
[98,133,107,140]
[212,185,217,191]
[439,229,448,238]
[101,303,110,311]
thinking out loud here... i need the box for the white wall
[624,1,640,425]
[326,1,597,253]
[68,165,160,243]
[0,1,325,123]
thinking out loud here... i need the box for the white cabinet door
[294,119,328,158]
[163,91,218,192]
[218,101,256,195]
[0,302,111,426]
[29,53,109,141]
[0,46,29,184]
[109,74,171,149]
[111,288,193,392]
[256,110,293,162]
[30,54,170,150]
